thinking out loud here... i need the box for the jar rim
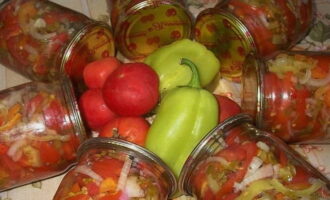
[178,113,253,196]
[60,21,115,75]
[77,137,178,197]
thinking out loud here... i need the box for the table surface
[0,0,330,199]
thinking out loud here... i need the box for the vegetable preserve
[53,138,177,200]
[108,0,192,61]
[0,0,115,82]
[179,114,330,199]
[242,52,330,143]
[0,77,86,191]
[194,0,313,80]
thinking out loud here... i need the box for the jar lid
[194,8,256,80]
[114,1,192,61]
[178,113,253,195]
[60,22,115,80]
[77,137,178,197]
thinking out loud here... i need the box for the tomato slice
[38,141,61,165]
[43,99,68,131]
[91,158,124,179]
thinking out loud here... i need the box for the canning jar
[53,138,177,200]
[0,77,86,191]
[0,0,115,82]
[108,0,192,61]
[242,52,330,143]
[194,0,314,80]
[179,114,330,199]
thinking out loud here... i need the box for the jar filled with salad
[179,114,330,199]
[0,0,115,83]
[108,0,192,61]
[242,52,330,143]
[194,0,313,80]
[53,138,177,200]
[0,77,86,191]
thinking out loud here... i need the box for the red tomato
[214,95,241,123]
[91,158,124,179]
[83,57,121,89]
[102,63,159,116]
[79,89,117,130]
[99,117,150,146]
[0,143,9,155]
[38,141,61,165]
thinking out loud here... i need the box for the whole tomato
[79,89,117,130]
[99,117,149,146]
[215,95,241,123]
[83,57,121,89]
[102,63,159,116]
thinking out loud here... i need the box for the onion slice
[75,165,103,184]
[116,156,133,191]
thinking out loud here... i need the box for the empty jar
[242,52,330,143]
[108,0,192,61]
[53,138,177,200]
[194,0,314,79]
[0,77,86,191]
[0,0,115,82]
[179,114,330,199]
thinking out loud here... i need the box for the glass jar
[179,114,330,199]
[108,0,192,61]
[242,52,330,143]
[0,77,86,191]
[53,138,177,200]
[194,0,314,80]
[0,0,115,83]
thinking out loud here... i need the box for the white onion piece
[234,164,274,192]
[7,139,27,161]
[124,176,145,198]
[307,73,330,87]
[75,165,103,184]
[116,157,132,191]
[256,141,270,152]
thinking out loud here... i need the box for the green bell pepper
[145,58,218,177]
[144,39,220,95]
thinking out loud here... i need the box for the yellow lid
[194,8,256,80]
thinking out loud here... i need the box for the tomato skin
[99,117,149,146]
[83,57,121,89]
[79,89,117,130]
[43,98,67,131]
[214,95,241,123]
[102,63,160,117]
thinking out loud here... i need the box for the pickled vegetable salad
[56,151,165,200]
[264,53,330,142]
[192,129,330,199]
[0,83,80,190]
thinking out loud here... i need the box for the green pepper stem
[180,58,201,88]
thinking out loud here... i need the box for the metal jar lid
[114,0,192,61]
[194,8,256,80]
[60,21,115,80]
[77,137,178,198]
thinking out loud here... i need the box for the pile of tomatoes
[78,57,159,146]
[78,56,241,147]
